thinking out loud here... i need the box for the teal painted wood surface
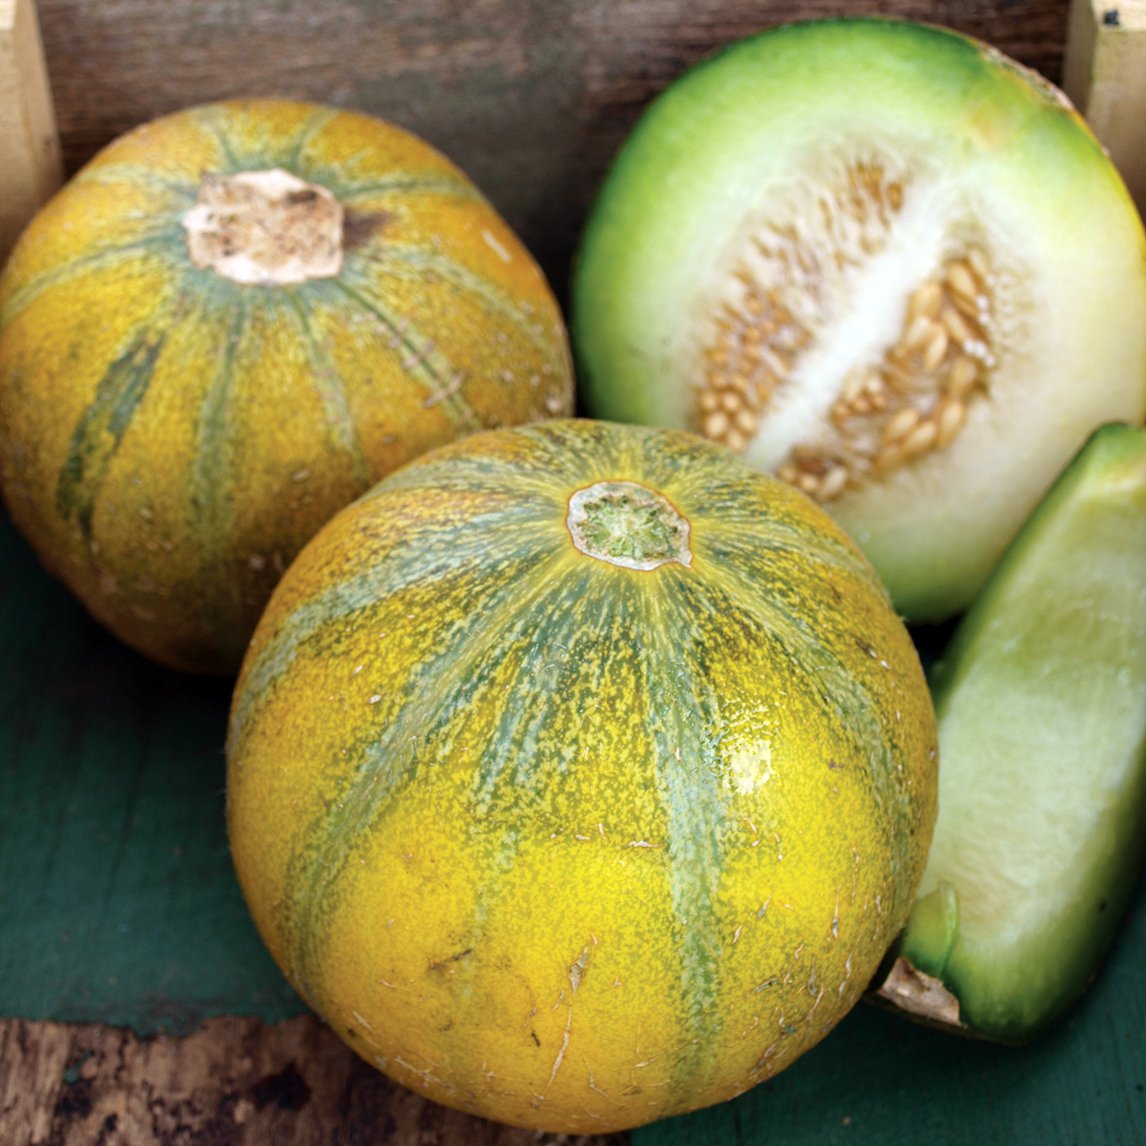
[0,512,302,1033]
[2,505,1144,1142]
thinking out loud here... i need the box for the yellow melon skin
[226,419,938,1134]
[0,98,572,674]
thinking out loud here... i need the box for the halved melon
[572,18,1146,619]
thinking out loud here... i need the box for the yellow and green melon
[226,418,938,1134]
[0,98,572,673]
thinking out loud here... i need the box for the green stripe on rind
[373,420,651,500]
[465,565,598,817]
[280,287,372,488]
[697,513,879,586]
[281,105,340,172]
[227,495,564,753]
[638,575,728,1082]
[328,277,480,432]
[194,100,333,178]
[358,438,575,505]
[0,233,186,327]
[697,555,899,823]
[279,547,574,1003]
[338,174,487,205]
[68,164,200,201]
[186,294,246,647]
[348,241,566,361]
[194,104,244,171]
[707,523,907,854]
[190,104,471,206]
[56,332,166,539]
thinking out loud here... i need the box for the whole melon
[0,98,572,674]
[226,418,938,1134]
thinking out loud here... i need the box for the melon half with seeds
[572,18,1146,620]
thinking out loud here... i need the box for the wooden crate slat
[0,0,62,258]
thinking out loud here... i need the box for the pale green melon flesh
[885,423,1146,1041]
[572,19,1146,620]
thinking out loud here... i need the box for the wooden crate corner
[1063,0,1146,213]
[0,0,63,259]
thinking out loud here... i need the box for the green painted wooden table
[2,507,1144,1143]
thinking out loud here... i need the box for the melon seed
[694,159,995,502]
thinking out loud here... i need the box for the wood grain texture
[0,1014,626,1145]
[32,0,1072,296]
[0,0,63,257]
[1063,0,1146,212]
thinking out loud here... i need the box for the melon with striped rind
[0,98,572,674]
[225,418,938,1134]
[571,18,1146,621]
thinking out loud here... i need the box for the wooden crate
[1,3,1144,1143]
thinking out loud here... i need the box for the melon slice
[572,18,1146,619]
[878,422,1146,1041]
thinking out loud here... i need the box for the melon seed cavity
[567,480,692,571]
[695,157,997,502]
[182,168,344,286]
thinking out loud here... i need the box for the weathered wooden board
[0,1013,624,1145]
[1063,0,1146,213]
[32,0,1073,295]
[0,0,62,256]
